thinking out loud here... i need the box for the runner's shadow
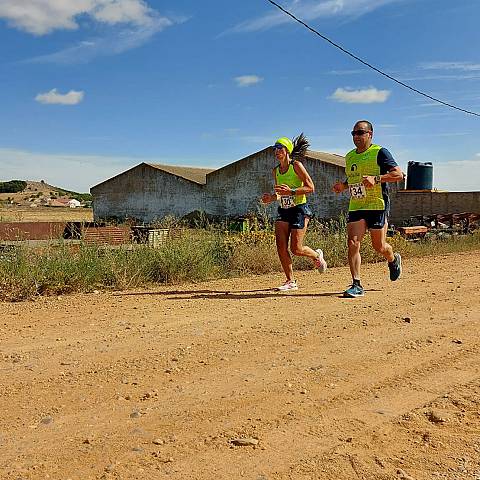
[114,289,237,296]
[166,291,344,300]
[114,288,343,299]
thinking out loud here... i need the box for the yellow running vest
[275,162,307,207]
[345,144,385,211]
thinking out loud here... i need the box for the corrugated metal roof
[91,149,345,192]
[206,147,345,178]
[304,150,346,168]
[145,163,215,185]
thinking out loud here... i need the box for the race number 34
[349,183,366,199]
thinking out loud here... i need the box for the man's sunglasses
[351,129,371,136]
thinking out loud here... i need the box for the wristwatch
[291,188,297,195]
[374,175,381,184]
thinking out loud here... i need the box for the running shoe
[388,252,402,281]
[276,280,298,291]
[343,283,365,298]
[314,248,328,273]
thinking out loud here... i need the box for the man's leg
[370,221,402,281]
[347,219,367,281]
[370,222,394,262]
[344,219,367,297]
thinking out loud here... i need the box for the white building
[67,199,82,208]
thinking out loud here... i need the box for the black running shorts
[347,209,389,229]
[276,203,313,229]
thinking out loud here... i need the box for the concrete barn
[91,163,215,223]
[205,148,348,218]
[91,148,349,223]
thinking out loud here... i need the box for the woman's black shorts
[276,203,313,229]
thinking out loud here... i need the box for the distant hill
[0,180,92,205]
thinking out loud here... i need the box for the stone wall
[390,190,480,224]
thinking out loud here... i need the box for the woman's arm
[292,161,315,195]
[261,169,280,204]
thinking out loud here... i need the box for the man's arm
[378,147,403,181]
[363,147,404,187]
[380,166,403,183]
[332,179,348,193]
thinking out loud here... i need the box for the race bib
[279,195,296,209]
[349,183,366,199]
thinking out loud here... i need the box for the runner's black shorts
[347,209,389,229]
[276,203,313,229]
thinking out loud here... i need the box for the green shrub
[0,180,27,193]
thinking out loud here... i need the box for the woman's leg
[275,220,294,281]
[289,218,319,260]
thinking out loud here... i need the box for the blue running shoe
[343,283,364,298]
[388,252,402,281]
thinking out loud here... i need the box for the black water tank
[406,161,433,190]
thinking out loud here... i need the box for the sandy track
[1,251,479,480]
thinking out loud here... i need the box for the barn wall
[91,164,205,223]
[206,149,348,220]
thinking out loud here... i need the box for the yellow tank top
[345,144,384,211]
[275,162,307,206]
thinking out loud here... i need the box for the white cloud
[3,1,177,62]
[420,61,480,72]
[330,87,391,104]
[234,75,263,88]
[0,148,129,192]
[224,128,240,135]
[329,69,365,75]
[399,61,480,81]
[401,73,480,81]
[25,21,172,64]
[405,111,453,120]
[240,135,273,144]
[35,89,84,105]
[228,0,406,33]
[0,148,202,193]
[94,0,156,26]
[433,157,480,192]
[0,0,166,35]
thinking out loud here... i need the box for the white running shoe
[276,280,298,291]
[314,249,327,273]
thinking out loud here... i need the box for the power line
[265,0,480,117]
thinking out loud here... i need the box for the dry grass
[0,205,93,223]
[0,220,479,301]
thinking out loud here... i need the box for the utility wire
[265,0,480,117]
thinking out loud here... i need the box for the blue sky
[0,0,479,192]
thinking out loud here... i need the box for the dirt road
[1,251,479,480]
